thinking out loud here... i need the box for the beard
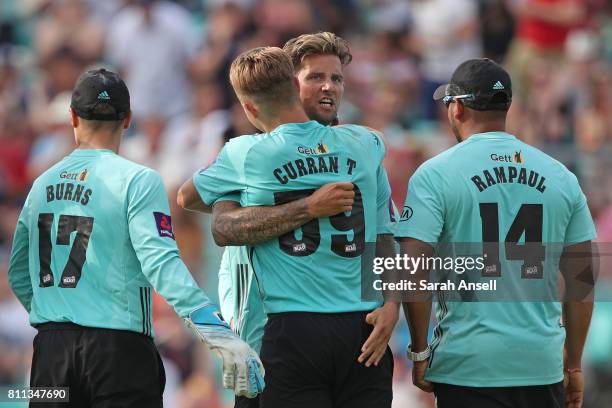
[304,104,337,126]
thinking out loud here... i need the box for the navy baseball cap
[70,68,130,121]
[433,58,512,111]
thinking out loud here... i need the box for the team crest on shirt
[153,212,175,239]
[78,169,89,182]
[514,151,523,164]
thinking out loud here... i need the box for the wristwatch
[406,344,431,362]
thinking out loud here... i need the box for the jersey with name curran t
[8,149,211,336]
[218,202,402,353]
[394,132,596,387]
[194,120,395,314]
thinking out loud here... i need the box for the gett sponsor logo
[297,143,329,155]
[60,169,89,182]
[490,151,524,164]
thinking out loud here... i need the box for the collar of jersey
[70,148,116,156]
[271,120,322,134]
[467,131,516,142]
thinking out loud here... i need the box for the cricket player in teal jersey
[211,33,363,367]
[214,181,362,358]
[397,59,595,408]
[179,47,396,408]
[190,33,399,408]
[8,69,264,407]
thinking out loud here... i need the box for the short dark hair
[78,103,124,132]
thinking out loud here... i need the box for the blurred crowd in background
[0,0,611,407]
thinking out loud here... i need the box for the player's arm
[210,182,355,246]
[179,141,247,215]
[127,169,264,398]
[561,240,594,408]
[561,241,594,366]
[8,202,33,312]
[359,166,400,366]
[395,163,445,393]
[559,177,597,408]
[400,237,434,393]
[177,178,211,213]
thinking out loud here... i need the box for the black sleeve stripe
[247,246,264,299]
[234,264,241,332]
[139,287,146,335]
[235,263,250,334]
[146,287,152,337]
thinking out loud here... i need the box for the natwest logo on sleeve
[153,212,175,240]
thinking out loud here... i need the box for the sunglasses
[442,94,474,108]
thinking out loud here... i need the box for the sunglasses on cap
[442,94,474,108]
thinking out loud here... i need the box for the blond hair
[229,46,297,108]
[283,32,352,70]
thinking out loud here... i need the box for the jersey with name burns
[194,120,395,314]
[394,131,596,387]
[8,149,211,336]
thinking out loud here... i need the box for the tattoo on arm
[212,200,313,246]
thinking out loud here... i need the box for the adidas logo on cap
[97,91,110,100]
[492,81,505,90]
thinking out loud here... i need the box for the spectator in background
[0,49,28,116]
[34,0,104,64]
[26,91,73,180]
[106,0,198,120]
[0,89,31,202]
[159,81,230,188]
[346,30,420,135]
[575,56,612,155]
[408,0,482,120]
[221,102,259,144]
[29,46,86,132]
[478,0,515,61]
[190,3,255,103]
[254,0,315,41]
[120,115,167,169]
[505,0,587,99]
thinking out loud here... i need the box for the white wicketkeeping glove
[185,304,265,398]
